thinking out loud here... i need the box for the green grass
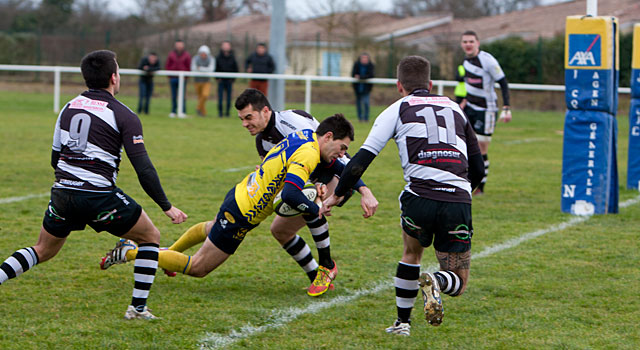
[0,90,638,349]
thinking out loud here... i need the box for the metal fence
[0,64,632,114]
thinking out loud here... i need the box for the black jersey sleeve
[118,111,148,158]
[51,150,60,170]
[497,77,510,106]
[334,149,377,197]
[129,154,172,211]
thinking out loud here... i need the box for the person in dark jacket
[351,53,375,122]
[215,41,239,117]
[245,43,275,96]
[137,52,160,115]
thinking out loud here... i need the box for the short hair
[235,88,272,112]
[257,42,266,48]
[149,52,157,56]
[316,114,354,141]
[462,30,478,40]
[80,50,117,90]
[397,55,431,93]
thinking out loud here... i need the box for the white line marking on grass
[501,137,546,145]
[0,193,48,205]
[199,195,640,349]
[222,165,255,173]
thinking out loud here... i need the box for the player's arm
[51,112,63,169]
[323,100,400,214]
[282,146,321,217]
[319,158,378,216]
[121,115,187,223]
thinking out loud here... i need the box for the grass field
[0,90,639,350]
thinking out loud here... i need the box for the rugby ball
[273,183,319,217]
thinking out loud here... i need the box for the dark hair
[397,55,430,93]
[80,50,117,90]
[462,30,478,40]
[316,114,354,141]
[175,39,184,43]
[234,88,272,112]
[149,52,157,56]
[256,43,266,48]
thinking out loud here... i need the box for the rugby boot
[307,261,338,296]
[100,239,136,270]
[419,272,444,326]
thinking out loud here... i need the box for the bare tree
[200,0,268,23]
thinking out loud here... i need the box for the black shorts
[42,188,142,238]
[399,191,472,253]
[464,105,496,137]
[208,187,258,255]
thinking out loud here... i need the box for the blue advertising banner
[562,110,617,215]
[628,99,640,190]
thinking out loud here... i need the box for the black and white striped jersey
[255,109,319,157]
[463,50,505,113]
[52,89,148,192]
[360,90,480,204]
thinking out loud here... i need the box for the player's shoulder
[478,50,500,65]
[277,110,319,130]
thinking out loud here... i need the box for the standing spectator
[165,39,191,118]
[245,43,275,96]
[191,45,215,117]
[215,41,239,117]
[137,52,160,115]
[459,30,512,195]
[351,53,375,122]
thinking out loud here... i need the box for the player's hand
[315,183,328,200]
[459,99,467,110]
[499,107,512,123]
[358,187,378,218]
[322,194,343,216]
[164,206,188,224]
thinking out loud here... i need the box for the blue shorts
[208,188,258,255]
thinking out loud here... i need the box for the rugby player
[0,50,188,320]
[102,115,355,289]
[322,56,484,335]
[459,30,512,194]
[234,89,378,296]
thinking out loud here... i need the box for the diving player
[102,115,355,286]
[234,88,378,296]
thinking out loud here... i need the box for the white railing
[0,64,632,114]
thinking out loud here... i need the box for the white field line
[199,194,640,349]
[501,137,547,145]
[0,193,48,205]
[221,165,255,173]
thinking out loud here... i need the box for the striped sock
[0,247,39,284]
[304,215,333,269]
[131,243,159,311]
[479,154,489,191]
[434,270,463,296]
[394,261,420,324]
[283,235,318,282]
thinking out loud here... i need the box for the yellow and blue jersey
[235,129,320,224]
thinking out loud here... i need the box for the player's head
[461,30,480,57]
[396,55,432,96]
[316,114,354,162]
[235,88,273,135]
[80,50,120,94]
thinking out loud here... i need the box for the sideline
[0,193,48,205]
[199,195,640,349]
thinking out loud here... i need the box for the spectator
[191,45,215,117]
[351,53,375,122]
[215,41,239,118]
[165,39,191,118]
[245,43,275,96]
[137,52,160,115]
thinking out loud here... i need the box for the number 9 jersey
[360,90,481,204]
[52,90,148,192]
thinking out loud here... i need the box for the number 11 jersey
[360,90,480,204]
[52,89,149,192]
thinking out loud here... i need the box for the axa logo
[568,34,601,67]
